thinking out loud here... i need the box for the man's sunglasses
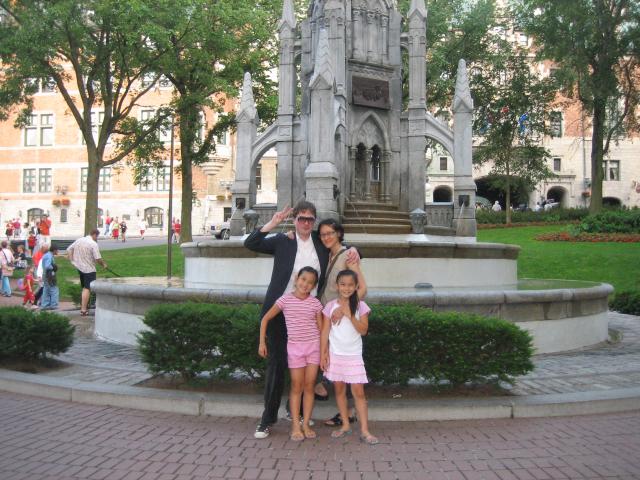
[296,216,316,224]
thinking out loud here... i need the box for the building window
[141,72,156,88]
[81,167,111,192]
[139,171,154,191]
[370,147,381,182]
[197,111,205,142]
[38,168,52,193]
[159,116,173,143]
[42,77,56,93]
[439,156,448,171]
[223,207,232,222]
[82,111,108,145]
[23,169,36,193]
[158,75,171,88]
[24,113,54,146]
[553,157,561,172]
[550,112,562,138]
[256,165,262,190]
[60,208,68,223]
[156,167,170,191]
[27,208,45,224]
[145,207,164,227]
[604,160,620,181]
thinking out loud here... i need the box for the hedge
[609,291,640,316]
[573,209,640,234]
[0,307,75,359]
[138,302,534,386]
[476,208,589,225]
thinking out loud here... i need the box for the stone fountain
[93,0,612,355]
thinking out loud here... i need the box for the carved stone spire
[279,0,296,31]
[408,0,427,20]
[310,27,334,89]
[453,59,473,112]
[237,72,257,122]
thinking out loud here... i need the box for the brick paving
[1,392,639,479]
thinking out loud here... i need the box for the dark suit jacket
[244,229,330,317]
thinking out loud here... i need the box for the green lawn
[478,225,640,293]
[55,244,184,299]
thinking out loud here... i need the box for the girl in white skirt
[320,269,378,444]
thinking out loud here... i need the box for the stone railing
[426,202,454,227]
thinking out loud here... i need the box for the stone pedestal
[304,161,339,220]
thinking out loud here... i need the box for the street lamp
[167,119,175,280]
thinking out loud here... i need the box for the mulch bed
[535,232,640,243]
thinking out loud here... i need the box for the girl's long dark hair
[336,269,359,318]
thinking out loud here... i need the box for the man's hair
[49,245,58,252]
[90,229,100,236]
[292,200,317,218]
[0,240,7,248]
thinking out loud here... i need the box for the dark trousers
[260,315,287,426]
[34,286,43,304]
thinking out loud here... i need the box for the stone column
[382,150,391,202]
[352,8,364,60]
[364,148,372,200]
[366,12,376,63]
[230,73,259,235]
[349,147,357,200]
[381,15,389,64]
[452,59,477,237]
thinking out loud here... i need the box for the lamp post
[167,119,175,280]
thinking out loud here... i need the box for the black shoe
[324,412,357,427]
[254,423,271,439]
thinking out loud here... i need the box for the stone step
[343,209,410,220]
[344,201,400,212]
[342,223,413,234]
[342,216,411,226]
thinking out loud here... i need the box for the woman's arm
[350,312,368,336]
[346,260,368,299]
[258,303,282,358]
[320,314,331,371]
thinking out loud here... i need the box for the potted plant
[582,190,591,198]
[61,198,70,206]
[52,198,61,206]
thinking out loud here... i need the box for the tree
[513,0,640,213]
[473,51,557,223]
[0,0,169,234]
[136,0,280,243]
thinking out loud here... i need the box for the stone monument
[231,0,476,236]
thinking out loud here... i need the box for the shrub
[138,302,534,386]
[65,282,96,308]
[573,209,640,234]
[0,307,75,359]
[476,208,589,225]
[610,291,640,316]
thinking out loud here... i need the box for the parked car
[211,221,231,240]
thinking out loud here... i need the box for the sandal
[290,431,304,442]
[302,427,317,439]
[331,429,352,439]
[324,413,357,427]
[360,434,379,445]
[80,311,89,317]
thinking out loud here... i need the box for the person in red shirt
[39,215,52,245]
[22,265,36,306]
[172,219,181,244]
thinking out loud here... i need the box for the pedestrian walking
[1,240,15,297]
[139,218,147,240]
[172,219,181,243]
[38,214,52,245]
[22,265,36,306]
[120,220,127,242]
[40,245,59,310]
[67,229,107,316]
[111,218,120,240]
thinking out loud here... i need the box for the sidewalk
[1,291,639,421]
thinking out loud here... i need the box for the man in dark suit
[245,200,357,439]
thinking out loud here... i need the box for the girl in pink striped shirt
[259,266,323,441]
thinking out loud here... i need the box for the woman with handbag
[1,240,15,297]
[40,245,59,310]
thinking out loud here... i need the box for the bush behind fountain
[138,302,534,386]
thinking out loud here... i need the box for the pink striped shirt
[275,293,323,344]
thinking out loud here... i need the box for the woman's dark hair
[297,266,319,285]
[336,269,359,317]
[317,218,345,243]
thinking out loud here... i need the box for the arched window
[433,186,453,202]
[144,207,164,227]
[27,208,45,224]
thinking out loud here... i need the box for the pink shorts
[287,340,320,369]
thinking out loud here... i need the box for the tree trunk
[589,98,606,214]
[84,150,101,236]
[180,157,193,243]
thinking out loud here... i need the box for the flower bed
[479,221,579,230]
[535,232,640,243]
